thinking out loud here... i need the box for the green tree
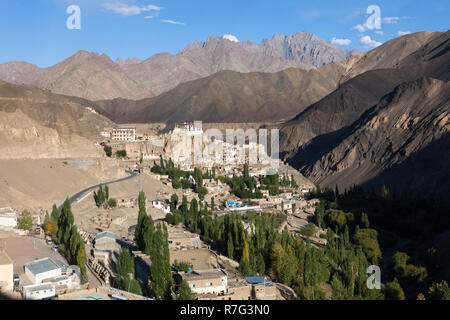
[76,240,87,281]
[210,197,215,211]
[170,194,179,212]
[385,278,405,300]
[18,210,33,231]
[177,279,195,300]
[360,212,370,228]
[51,204,59,221]
[105,185,109,201]
[227,232,234,259]
[238,256,251,276]
[104,145,112,157]
[172,179,182,189]
[242,231,249,261]
[117,248,135,278]
[116,150,127,158]
[149,223,173,299]
[108,198,117,208]
[428,281,450,300]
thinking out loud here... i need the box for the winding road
[55,170,141,288]
[58,170,141,211]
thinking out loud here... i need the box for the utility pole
[128,273,133,292]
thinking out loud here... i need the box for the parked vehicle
[46,239,53,245]
[13,274,20,292]
[51,245,59,252]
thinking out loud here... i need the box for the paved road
[58,170,140,211]
[55,170,140,288]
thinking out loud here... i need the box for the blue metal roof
[245,276,267,284]
[25,258,60,275]
[54,260,68,269]
[95,231,117,241]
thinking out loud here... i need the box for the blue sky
[0,0,448,67]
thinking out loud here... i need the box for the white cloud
[331,37,351,46]
[397,30,411,36]
[103,2,161,16]
[383,17,410,24]
[223,34,239,42]
[354,24,366,32]
[360,35,382,48]
[374,30,384,35]
[163,19,185,25]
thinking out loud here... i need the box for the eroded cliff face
[0,110,103,159]
[0,80,115,160]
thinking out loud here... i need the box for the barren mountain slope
[94,62,346,124]
[293,78,450,199]
[280,31,450,155]
[0,51,152,100]
[0,80,113,159]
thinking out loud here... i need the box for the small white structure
[0,207,17,228]
[101,131,111,138]
[173,122,203,136]
[22,283,56,300]
[142,153,159,161]
[24,258,62,284]
[301,188,311,195]
[152,199,170,214]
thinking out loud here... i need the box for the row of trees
[116,248,143,295]
[151,158,208,200]
[103,145,127,159]
[134,191,174,299]
[53,199,87,281]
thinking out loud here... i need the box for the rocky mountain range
[0,31,359,100]
[94,32,440,125]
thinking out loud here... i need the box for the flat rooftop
[181,269,227,281]
[0,250,13,265]
[25,258,60,275]
[0,207,16,215]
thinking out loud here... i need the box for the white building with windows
[180,269,228,296]
[111,127,136,142]
[24,258,62,284]
[22,283,56,300]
